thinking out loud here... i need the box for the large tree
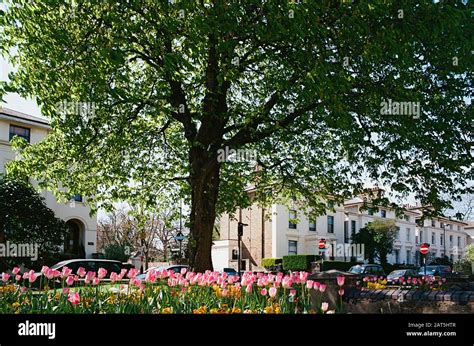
[1,1,472,271]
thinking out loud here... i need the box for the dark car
[223,268,238,276]
[386,269,420,283]
[417,265,451,278]
[348,264,386,277]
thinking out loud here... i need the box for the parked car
[417,265,452,278]
[348,264,386,277]
[136,265,189,280]
[223,268,238,276]
[386,269,420,284]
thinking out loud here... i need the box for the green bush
[104,244,130,262]
[261,258,282,268]
[283,255,319,271]
[453,259,472,274]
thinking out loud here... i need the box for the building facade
[0,107,97,257]
[213,188,469,270]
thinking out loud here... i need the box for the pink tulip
[45,269,54,280]
[28,270,37,283]
[41,266,49,275]
[85,271,95,284]
[306,280,314,290]
[66,276,75,286]
[77,267,86,278]
[61,266,72,279]
[319,284,327,293]
[321,302,329,312]
[127,268,138,279]
[289,289,296,296]
[269,286,277,298]
[245,283,253,293]
[98,268,107,279]
[181,267,187,275]
[221,289,228,297]
[68,292,80,305]
[1,272,10,282]
[338,289,344,296]
[313,281,320,290]
[119,268,128,279]
[261,288,267,296]
[62,287,70,295]
[145,270,157,283]
[110,272,118,283]
[53,270,61,278]
[299,271,309,283]
[337,275,345,287]
[12,267,20,275]
[15,275,21,281]
[93,277,100,285]
[22,272,29,280]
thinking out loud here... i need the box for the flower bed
[0,267,347,314]
[355,276,448,291]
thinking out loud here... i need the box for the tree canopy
[1,1,472,270]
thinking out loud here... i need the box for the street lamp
[174,231,185,262]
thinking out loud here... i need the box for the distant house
[0,106,97,258]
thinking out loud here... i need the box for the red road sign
[318,239,326,250]
[419,243,430,255]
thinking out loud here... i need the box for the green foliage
[1,1,472,270]
[261,258,282,268]
[0,175,68,257]
[104,244,129,262]
[465,244,474,263]
[453,259,472,274]
[283,255,316,271]
[351,219,398,265]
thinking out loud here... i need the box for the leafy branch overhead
[1,1,472,270]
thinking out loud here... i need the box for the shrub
[104,244,130,262]
[261,258,282,268]
[453,259,472,274]
[283,255,318,271]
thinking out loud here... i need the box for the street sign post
[419,243,430,276]
[318,239,326,272]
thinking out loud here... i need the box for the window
[457,236,461,247]
[368,208,374,216]
[327,200,334,209]
[232,249,238,260]
[309,218,316,232]
[71,194,83,202]
[394,250,400,264]
[449,235,453,246]
[416,235,419,244]
[288,240,297,255]
[381,210,386,218]
[344,221,349,243]
[396,226,400,239]
[9,125,31,143]
[288,210,297,229]
[457,225,460,231]
[404,215,410,222]
[406,250,411,265]
[327,216,334,233]
[431,219,436,227]
[431,232,435,245]
[406,228,410,242]
[440,234,443,246]
[420,231,423,243]
[351,220,356,236]
[440,222,445,229]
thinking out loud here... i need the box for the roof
[0,106,50,127]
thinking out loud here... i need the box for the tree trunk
[189,148,220,272]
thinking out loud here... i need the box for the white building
[213,188,470,270]
[0,107,97,257]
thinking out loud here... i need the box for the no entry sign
[419,243,430,255]
[318,239,326,250]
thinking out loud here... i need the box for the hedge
[283,255,320,271]
[261,258,282,268]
